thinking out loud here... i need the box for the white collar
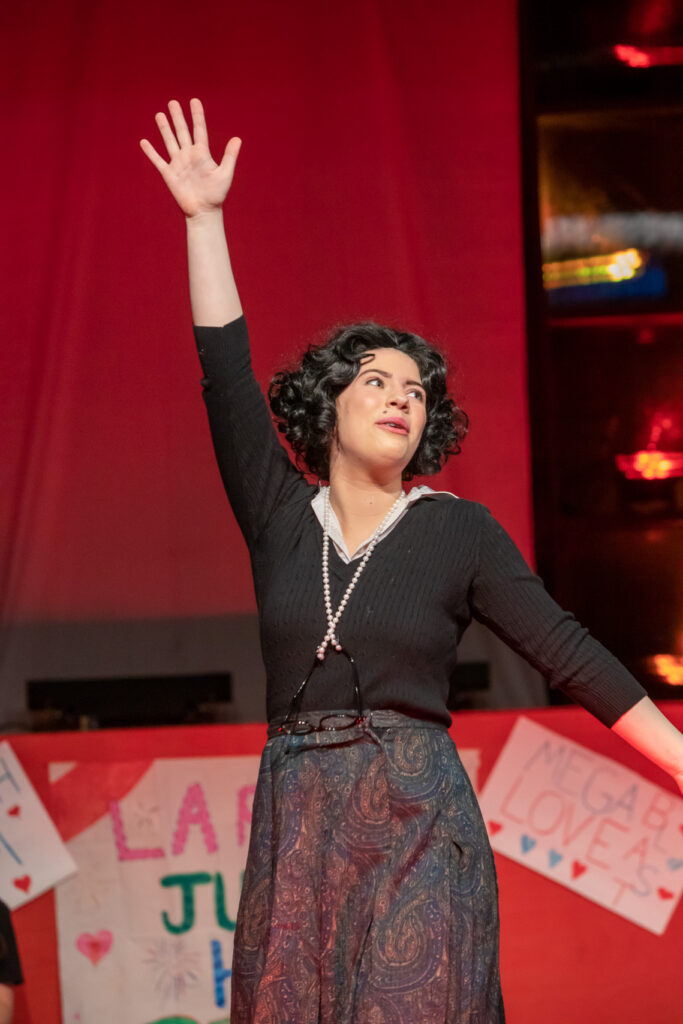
[311,484,458,563]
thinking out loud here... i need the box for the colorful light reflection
[543,249,644,290]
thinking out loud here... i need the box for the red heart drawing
[76,930,113,965]
[7,805,20,817]
[488,821,503,836]
[657,887,674,900]
[13,876,31,893]
[571,861,587,879]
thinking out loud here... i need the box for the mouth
[376,418,409,435]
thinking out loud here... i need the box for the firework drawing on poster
[144,937,202,1004]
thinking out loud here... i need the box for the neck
[327,465,404,528]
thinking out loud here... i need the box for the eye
[365,376,384,387]
[408,388,425,402]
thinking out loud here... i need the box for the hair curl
[268,321,468,480]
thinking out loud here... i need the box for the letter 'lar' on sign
[110,782,219,861]
[479,717,683,935]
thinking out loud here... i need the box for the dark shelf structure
[520,0,683,704]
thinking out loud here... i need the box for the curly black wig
[268,321,468,480]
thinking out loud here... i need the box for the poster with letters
[0,741,76,908]
[478,717,683,934]
[54,756,260,1024]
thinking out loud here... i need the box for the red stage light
[614,44,652,68]
[615,450,683,480]
[614,43,683,68]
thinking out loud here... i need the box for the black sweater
[194,316,647,728]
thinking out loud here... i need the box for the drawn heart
[76,930,113,965]
[488,821,503,836]
[657,887,674,901]
[548,849,563,868]
[667,857,683,871]
[7,805,20,817]
[13,875,31,893]
[520,834,536,854]
[571,860,587,879]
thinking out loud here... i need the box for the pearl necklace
[316,486,407,660]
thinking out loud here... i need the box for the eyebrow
[357,367,425,390]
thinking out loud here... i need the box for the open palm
[140,98,241,217]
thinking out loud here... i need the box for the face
[331,348,427,477]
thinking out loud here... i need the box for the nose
[388,389,409,410]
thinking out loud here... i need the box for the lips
[376,417,409,435]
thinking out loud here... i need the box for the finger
[139,138,169,174]
[190,97,209,149]
[155,111,180,157]
[168,98,193,147]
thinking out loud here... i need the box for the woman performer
[141,99,683,1024]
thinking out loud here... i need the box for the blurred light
[606,249,643,281]
[647,410,679,448]
[614,43,683,68]
[615,450,683,480]
[543,249,644,290]
[647,655,683,686]
[542,213,683,259]
[614,44,652,68]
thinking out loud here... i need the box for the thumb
[221,136,242,169]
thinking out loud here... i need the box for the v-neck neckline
[322,503,413,580]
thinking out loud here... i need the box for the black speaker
[26,672,232,730]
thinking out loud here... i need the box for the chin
[370,449,415,476]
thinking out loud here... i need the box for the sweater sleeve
[193,316,310,549]
[469,505,647,726]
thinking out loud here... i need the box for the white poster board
[0,741,76,908]
[478,717,683,934]
[55,755,259,1024]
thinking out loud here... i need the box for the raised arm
[140,99,311,547]
[140,98,242,326]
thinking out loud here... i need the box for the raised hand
[140,98,241,218]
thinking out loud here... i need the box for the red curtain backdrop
[1,0,530,626]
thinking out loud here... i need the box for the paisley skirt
[231,712,505,1024]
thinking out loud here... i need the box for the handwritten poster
[478,717,683,934]
[54,756,260,1024]
[0,741,76,908]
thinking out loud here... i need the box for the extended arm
[471,505,683,794]
[612,696,683,794]
[140,98,242,326]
